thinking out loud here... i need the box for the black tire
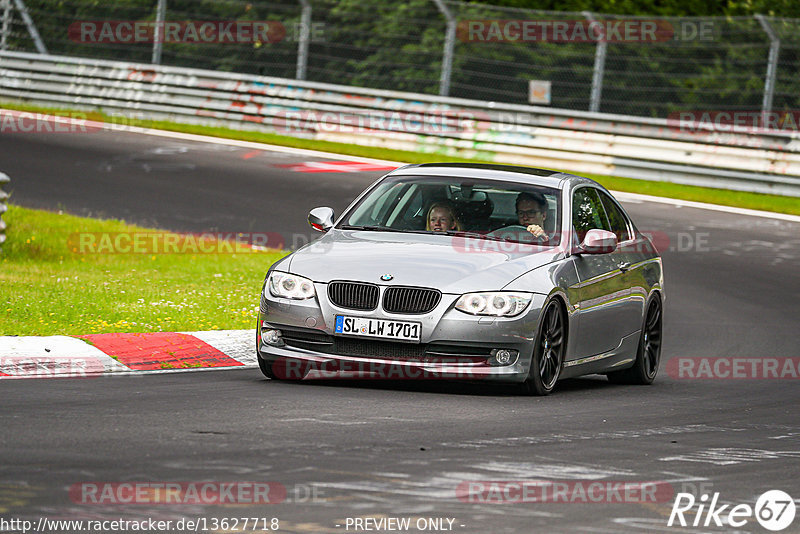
[257,354,277,379]
[607,295,662,385]
[522,299,566,396]
[258,354,309,381]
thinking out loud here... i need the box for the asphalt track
[2,127,800,533]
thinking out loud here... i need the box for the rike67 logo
[668,490,796,531]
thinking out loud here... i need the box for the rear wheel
[607,295,662,385]
[522,299,566,396]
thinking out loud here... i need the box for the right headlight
[455,292,533,317]
[266,271,316,300]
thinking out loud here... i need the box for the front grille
[333,338,427,360]
[383,287,441,314]
[328,281,379,311]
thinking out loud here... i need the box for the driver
[488,192,549,242]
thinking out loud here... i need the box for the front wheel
[257,353,277,379]
[522,299,566,396]
[607,295,662,385]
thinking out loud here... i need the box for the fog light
[490,349,518,366]
[261,328,283,347]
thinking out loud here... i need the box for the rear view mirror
[308,207,334,232]
[579,229,617,254]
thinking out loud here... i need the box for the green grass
[0,205,286,336]
[3,101,799,216]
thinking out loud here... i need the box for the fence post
[11,0,46,54]
[755,14,779,127]
[151,0,167,64]
[431,0,455,97]
[583,11,606,113]
[296,0,311,80]
[1,0,11,51]
[0,172,9,249]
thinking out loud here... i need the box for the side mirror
[308,207,334,232]
[578,229,617,254]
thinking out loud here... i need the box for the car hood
[286,229,562,293]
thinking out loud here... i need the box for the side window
[572,187,610,243]
[599,192,631,242]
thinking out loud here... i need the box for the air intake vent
[328,281,379,311]
[383,287,441,314]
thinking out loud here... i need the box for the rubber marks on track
[276,161,398,173]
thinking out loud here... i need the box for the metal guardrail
[2,50,800,197]
[0,171,9,247]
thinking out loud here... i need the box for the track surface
[2,129,800,533]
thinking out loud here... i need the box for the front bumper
[257,284,547,382]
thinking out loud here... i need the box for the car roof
[387,163,596,189]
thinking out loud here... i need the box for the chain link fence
[2,0,799,120]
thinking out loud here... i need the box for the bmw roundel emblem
[380,274,394,281]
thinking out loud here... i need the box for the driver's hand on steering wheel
[526,224,546,238]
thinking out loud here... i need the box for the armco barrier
[0,172,9,247]
[1,50,799,197]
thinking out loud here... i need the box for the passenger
[426,202,462,232]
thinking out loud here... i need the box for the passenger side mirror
[308,207,334,232]
[578,229,617,254]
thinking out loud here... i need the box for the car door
[597,190,645,336]
[571,186,632,357]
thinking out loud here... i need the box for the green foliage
[0,204,286,336]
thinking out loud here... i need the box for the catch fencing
[1,50,799,196]
[1,0,800,119]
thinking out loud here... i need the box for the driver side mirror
[578,229,617,254]
[308,207,334,232]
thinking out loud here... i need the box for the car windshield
[340,175,561,245]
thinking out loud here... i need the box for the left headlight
[455,292,533,317]
[266,271,316,300]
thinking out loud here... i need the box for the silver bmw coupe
[256,163,664,395]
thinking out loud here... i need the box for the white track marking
[182,329,256,366]
[0,336,128,378]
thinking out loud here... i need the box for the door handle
[618,262,631,272]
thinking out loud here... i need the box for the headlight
[267,272,316,300]
[455,292,532,317]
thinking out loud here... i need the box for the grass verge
[3,101,799,216]
[0,204,285,336]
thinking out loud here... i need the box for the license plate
[334,315,421,343]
